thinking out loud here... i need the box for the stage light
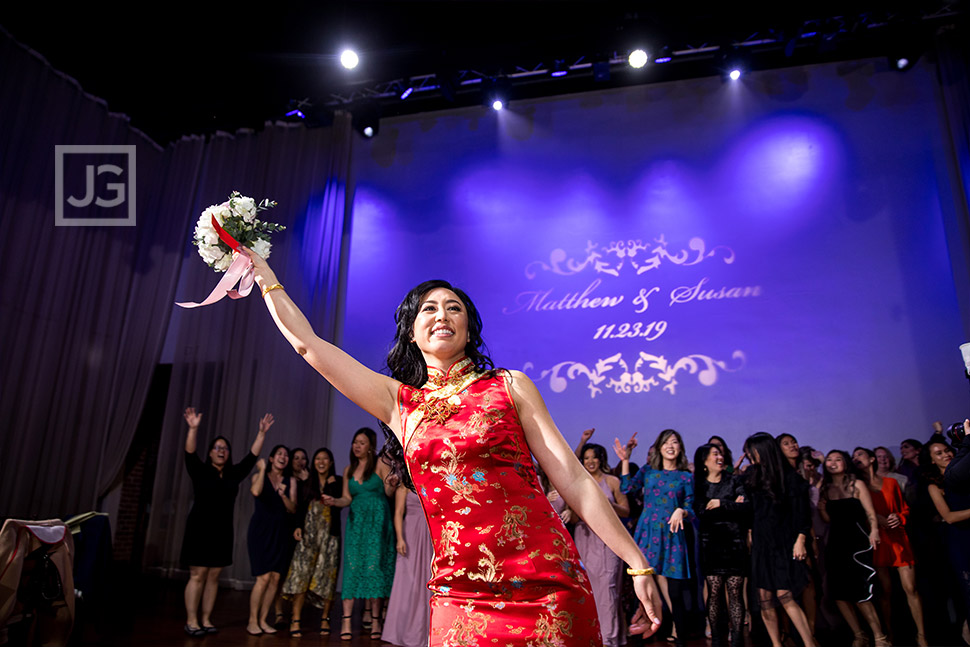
[550,61,568,78]
[340,49,359,70]
[351,100,380,138]
[729,69,742,81]
[400,79,414,100]
[483,77,511,111]
[629,49,648,68]
[655,56,672,64]
[285,109,306,120]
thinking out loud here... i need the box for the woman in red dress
[244,251,663,646]
[852,447,928,647]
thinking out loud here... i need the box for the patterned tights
[707,575,745,646]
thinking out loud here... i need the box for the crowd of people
[177,400,970,647]
[173,253,969,647]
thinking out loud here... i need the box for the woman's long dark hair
[692,443,717,514]
[348,428,377,483]
[648,429,689,471]
[744,432,790,501]
[580,443,611,473]
[385,279,494,387]
[307,448,336,499]
[380,280,497,492]
[708,435,735,473]
[266,444,292,479]
[820,450,861,500]
[919,433,952,488]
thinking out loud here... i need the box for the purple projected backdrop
[331,59,967,464]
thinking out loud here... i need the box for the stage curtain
[142,115,353,585]
[934,26,970,338]
[0,28,205,518]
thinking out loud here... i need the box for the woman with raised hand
[324,427,396,642]
[243,246,662,646]
[246,444,297,635]
[614,428,692,646]
[180,408,271,637]
[742,432,818,647]
[819,450,888,647]
[281,448,343,637]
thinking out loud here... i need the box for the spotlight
[351,101,380,138]
[483,77,512,111]
[399,79,414,100]
[888,51,920,72]
[340,49,359,70]
[729,69,742,81]
[550,60,568,78]
[628,49,648,69]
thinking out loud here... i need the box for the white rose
[233,195,257,223]
[213,204,231,224]
[214,253,233,272]
[251,238,272,259]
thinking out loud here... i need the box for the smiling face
[705,446,724,476]
[292,450,308,474]
[824,452,847,475]
[660,434,681,463]
[209,439,230,467]
[271,446,289,472]
[314,451,332,476]
[874,448,892,473]
[928,442,954,472]
[582,448,601,475]
[411,288,470,368]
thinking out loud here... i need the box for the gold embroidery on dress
[430,437,483,505]
[497,506,529,550]
[466,544,502,584]
[439,520,463,565]
[528,600,575,647]
[441,601,489,647]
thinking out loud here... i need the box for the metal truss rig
[319,4,962,109]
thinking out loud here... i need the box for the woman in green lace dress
[323,427,396,640]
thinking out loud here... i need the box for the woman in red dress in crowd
[243,247,663,646]
[853,447,928,646]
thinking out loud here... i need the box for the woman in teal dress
[324,427,396,641]
[615,428,694,647]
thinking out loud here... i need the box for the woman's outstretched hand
[183,407,202,429]
[629,574,663,637]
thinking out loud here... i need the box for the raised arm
[574,428,595,459]
[508,371,661,635]
[184,407,202,453]
[251,458,267,496]
[243,249,403,438]
[249,413,274,456]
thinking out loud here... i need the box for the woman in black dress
[247,444,297,635]
[694,443,750,647]
[180,407,272,636]
[743,433,818,647]
[818,450,888,647]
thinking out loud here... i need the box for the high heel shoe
[873,635,891,647]
[851,632,870,647]
[340,614,353,641]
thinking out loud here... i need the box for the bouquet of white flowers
[191,191,284,272]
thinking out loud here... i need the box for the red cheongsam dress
[398,357,602,647]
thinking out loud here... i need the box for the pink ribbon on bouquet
[176,214,255,308]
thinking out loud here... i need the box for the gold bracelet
[626,567,656,576]
[261,283,284,298]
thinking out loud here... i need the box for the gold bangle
[626,567,656,576]
[261,283,284,298]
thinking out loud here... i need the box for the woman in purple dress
[383,484,434,647]
[575,441,630,647]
